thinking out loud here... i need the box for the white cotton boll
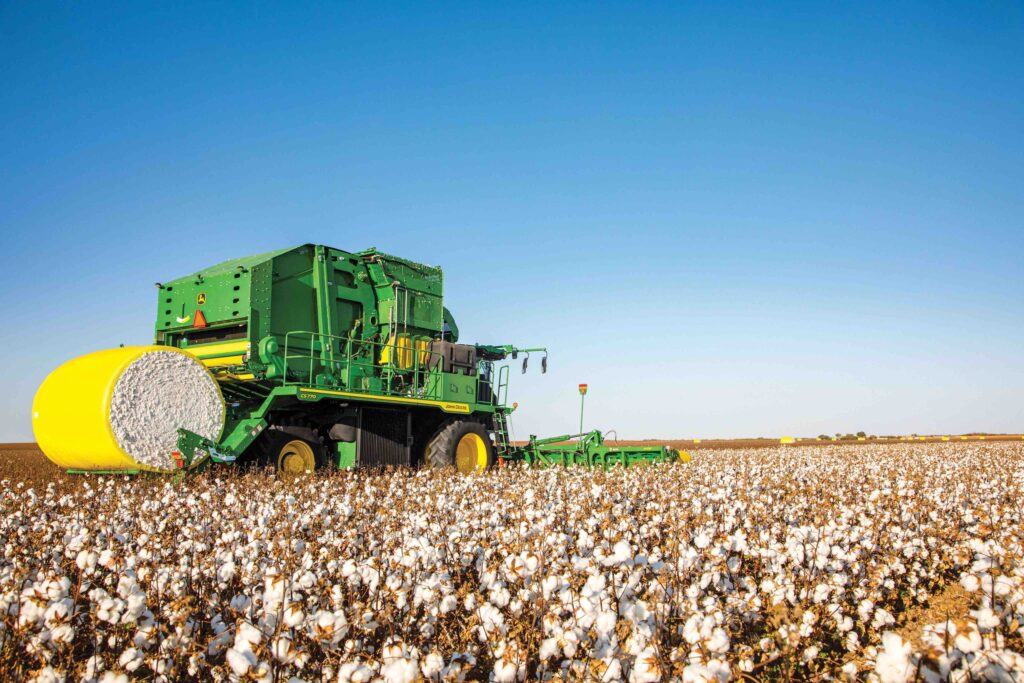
[960,574,981,592]
[29,666,64,683]
[539,638,560,661]
[841,662,858,680]
[341,560,358,579]
[681,665,717,683]
[83,654,104,680]
[489,585,511,608]
[283,603,305,629]
[802,645,819,662]
[226,647,256,676]
[442,653,476,683]
[439,594,458,614]
[297,571,316,590]
[50,624,75,644]
[993,575,1014,597]
[123,592,147,623]
[874,633,913,683]
[706,658,731,682]
[230,594,252,612]
[477,603,506,635]
[264,570,285,593]
[706,627,729,654]
[98,673,128,683]
[44,578,71,602]
[218,562,236,583]
[380,657,419,683]
[76,550,98,572]
[873,608,896,629]
[97,597,122,624]
[118,648,144,672]
[583,574,607,598]
[421,652,444,678]
[337,662,376,683]
[601,659,624,682]
[19,598,44,628]
[857,599,874,622]
[694,533,711,550]
[235,620,263,649]
[970,607,1000,631]
[491,661,516,683]
[595,610,617,636]
[971,556,995,573]
[608,540,633,566]
[272,636,298,664]
[629,647,661,683]
[683,614,702,645]
[43,598,72,627]
[954,624,982,654]
[921,620,957,651]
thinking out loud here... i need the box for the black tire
[424,419,494,472]
[252,426,327,472]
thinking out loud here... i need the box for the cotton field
[1,443,1022,683]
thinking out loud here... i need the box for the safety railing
[496,364,510,407]
[281,331,506,408]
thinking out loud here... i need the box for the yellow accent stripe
[199,354,245,367]
[183,341,250,368]
[213,371,255,381]
[302,388,471,414]
[184,340,250,358]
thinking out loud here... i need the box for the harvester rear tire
[424,419,494,473]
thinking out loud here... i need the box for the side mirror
[522,355,529,374]
[541,354,548,374]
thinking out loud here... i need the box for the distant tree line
[817,431,877,440]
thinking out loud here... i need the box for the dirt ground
[0,447,71,486]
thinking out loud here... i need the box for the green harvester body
[150,243,682,471]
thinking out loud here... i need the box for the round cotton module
[33,346,225,472]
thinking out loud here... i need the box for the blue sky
[1,2,1022,441]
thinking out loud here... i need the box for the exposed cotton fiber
[109,351,224,470]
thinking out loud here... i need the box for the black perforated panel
[357,408,411,467]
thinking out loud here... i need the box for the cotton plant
[0,442,1020,681]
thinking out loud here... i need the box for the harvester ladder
[493,410,512,458]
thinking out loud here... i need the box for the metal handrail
[281,330,450,401]
[496,364,510,407]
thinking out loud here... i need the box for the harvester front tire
[424,420,494,473]
[276,438,319,474]
[254,430,326,473]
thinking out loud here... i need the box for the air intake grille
[357,408,411,467]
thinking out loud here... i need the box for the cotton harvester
[32,244,685,473]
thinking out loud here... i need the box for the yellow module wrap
[32,346,226,472]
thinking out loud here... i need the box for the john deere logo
[196,293,207,305]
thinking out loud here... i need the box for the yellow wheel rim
[455,432,488,473]
[277,439,316,473]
